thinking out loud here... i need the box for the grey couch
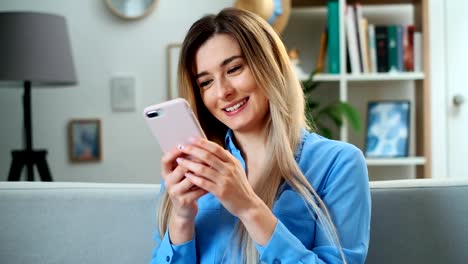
[0,179,467,264]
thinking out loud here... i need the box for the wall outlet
[111,76,136,112]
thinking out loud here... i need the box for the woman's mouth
[224,97,249,114]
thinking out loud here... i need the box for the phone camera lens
[146,110,159,118]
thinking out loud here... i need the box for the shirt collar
[224,129,235,152]
[294,128,308,162]
[224,129,246,170]
[225,128,308,165]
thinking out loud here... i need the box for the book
[404,25,415,71]
[316,28,328,73]
[375,25,389,72]
[361,18,370,73]
[345,5,361,74]
[413,32,423,72]
[396,25,404,71]
[346,46,352,73]
[353,3,365,72]
[327,0,340,74]
[387,25,399,72]
[368,24,377,73]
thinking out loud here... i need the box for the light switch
[111,76,136,112]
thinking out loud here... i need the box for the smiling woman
[104,0,158,20]
[194,34,270,134]
[150,7,370,264]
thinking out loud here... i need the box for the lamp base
[7,150,53,181]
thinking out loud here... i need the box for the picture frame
[166,43,182,99]
[365,100,410,158]
[68,119,102,162]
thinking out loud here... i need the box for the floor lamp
[0,12,77,181]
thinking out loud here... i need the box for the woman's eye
[227,65,242,74]
[199,79,212,88]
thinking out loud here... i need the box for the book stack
[344,3,422,74]
[320,2,423,75]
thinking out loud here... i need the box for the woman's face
[194,34,269,134]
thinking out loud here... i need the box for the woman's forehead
[194,34,243,71]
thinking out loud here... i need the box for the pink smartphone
[143,98,206,153]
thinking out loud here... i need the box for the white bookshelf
[289,0,430,178]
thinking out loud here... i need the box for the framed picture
[166,43,182,99]
[365,100,410,157]
[68,119,102,162]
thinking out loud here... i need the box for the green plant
[302,71,362,139]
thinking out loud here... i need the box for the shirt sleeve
[255,144,371,264]
[255,220,326,263]
[150,230,197,264]
[149,183,197,264]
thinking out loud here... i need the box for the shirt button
[166,255,170,262]
[273,259,281,264]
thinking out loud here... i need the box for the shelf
[301,72,424,82]
[292,0,419,7]
[345,72,424,81]
[313,73,341,82]
[366,157,426,166]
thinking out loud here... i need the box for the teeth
[225,99,247,112]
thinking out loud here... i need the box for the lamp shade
[0,12,77,85]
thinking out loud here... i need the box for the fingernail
[176,158,183,164]
[177,144,184,150]
[184,172,191,177]
[188,137,198,143]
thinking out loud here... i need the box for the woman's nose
[215,77,234,99]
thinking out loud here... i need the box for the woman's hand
[177,138,278,245]
[176,138,278,246]
[176,138,259,218]
[161,147,208,244]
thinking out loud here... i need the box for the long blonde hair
[158,8,346,263]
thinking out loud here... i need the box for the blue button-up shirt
[151,129,371,263]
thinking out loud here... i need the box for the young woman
[151,8,370,264]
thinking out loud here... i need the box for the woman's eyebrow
[195,55,243,79]
[220,55,243,66]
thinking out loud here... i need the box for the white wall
[0,0,233,183]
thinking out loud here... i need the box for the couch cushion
[366,178,468,264]
[2,179,467,264]
[0,182,160,264]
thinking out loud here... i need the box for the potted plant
[302,71,362,139]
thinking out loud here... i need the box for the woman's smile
[223,97,249,116]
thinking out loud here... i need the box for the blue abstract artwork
[69,119,101,162]
[365,101,410,157]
